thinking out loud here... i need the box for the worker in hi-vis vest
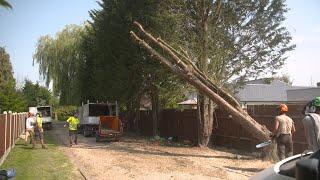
[34,113,47,149]
[64,112,80,147]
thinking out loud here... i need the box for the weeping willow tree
[33,24,86,105]
[0,0,12,9]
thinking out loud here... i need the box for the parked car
[250,151,318,180]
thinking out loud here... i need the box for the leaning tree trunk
[130,22,271,145]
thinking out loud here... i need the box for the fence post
[17,114,19,138]
[13,114,15,147]
[13,114,15,142]
[16,114,18,139]
[4,113,7,157]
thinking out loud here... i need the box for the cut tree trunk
[198,94,214,147]
[130,23,271,144]
[197,12,212,146]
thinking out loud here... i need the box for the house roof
[178,99,197,105]
[236,80,309,102]
[287,87,320,101]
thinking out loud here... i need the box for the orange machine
[96,116,123,142]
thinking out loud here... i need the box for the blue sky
[281,0,320,86]
[0,0,319,87]
[0,0,100,87]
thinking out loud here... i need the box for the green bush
[55,106,77,121]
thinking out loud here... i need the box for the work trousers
[69,130,78,145]
[277,134,293,160]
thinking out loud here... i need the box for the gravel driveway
[49,121,272,180]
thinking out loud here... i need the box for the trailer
[96,116,123,142]
[28,106,53,130]
[78,102,120,137]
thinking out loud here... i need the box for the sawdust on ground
[49,122,272,180]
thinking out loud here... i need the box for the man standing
[34,113,47,149]
[273,104,296,160]
[25,112,35,147]
[65,112,79,147]
[302,97,320,152]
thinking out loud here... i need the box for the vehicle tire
[96,134,100,142]
[83,130,91,137]
[48,123,53,130]
[77,126,83,134]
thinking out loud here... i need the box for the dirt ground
[49,122,272,180]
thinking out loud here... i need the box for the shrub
[55,106,77,121]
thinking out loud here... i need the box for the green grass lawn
[0,133,82,180]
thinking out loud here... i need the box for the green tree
[263,74,292,85]
[0,0,12,9]
[0,47,15,91]
[154,0,295,146]
[0,47,27,112]
[33,25,86,105]
[22,80,53,107]
[85,0,186,135]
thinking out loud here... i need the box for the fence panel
[138,111,153,136]
[0,115,6,160]
[0,112,27,166]
[6,114,11,151]
[134,104,310,153]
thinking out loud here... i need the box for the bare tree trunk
[151,85,159,137]
[197,6,213,146]
[197,93,214,146]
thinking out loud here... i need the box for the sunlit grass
[1,133,81,180]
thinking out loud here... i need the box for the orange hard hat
[278,104,288,112]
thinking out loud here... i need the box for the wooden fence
[135,104,309,154]
[0,113,27,166]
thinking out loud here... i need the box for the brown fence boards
[0,115,6,159]
[135,104,310,154]
[0,113,27,166]
[160,109,197,142]
[6,115,10,151]
[138,111,153,136]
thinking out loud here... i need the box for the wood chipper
[78,101,120,137]
[96,116,123,142]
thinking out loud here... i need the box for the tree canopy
[83,0,187,109]
[170,0,295,87]
[0,47,26,112]
[22,80,53,107]
[0,0,12,9]
[33,24,86,105]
